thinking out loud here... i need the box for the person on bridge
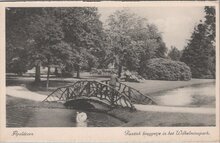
[109,72,119,106]
[109,72,119,88]
[124,69,132,82]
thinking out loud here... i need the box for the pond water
[6,96,124,127]
[152,82,215,107]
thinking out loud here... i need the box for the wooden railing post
[128,87,131,99]
[100,84,103,99]
[66,87,70,100]
[110,87,115,106]
[87,81,90,96]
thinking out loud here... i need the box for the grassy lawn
[6,76,75,95]
[6,72,110,95]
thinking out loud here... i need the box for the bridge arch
[43,80,134,109]
[43,80,156,110]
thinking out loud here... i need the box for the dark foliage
[168,46,182,61]
[143,58,191,81]
[180,6,215,79]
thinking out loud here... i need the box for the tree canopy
[6,8,105,82]
[58,8,105,75]
[168,46,181,61]
[104,9,167,77]
[7,7,214,84]
[180,6,216,78]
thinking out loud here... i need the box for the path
[6,86,46,101]
[6,86,215,114]
[134,104,215,114]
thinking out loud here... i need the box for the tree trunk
[35,65,41,83]
[54,67,58,76]
[76,65,80,78]
[46,66,50,89]
[118,65,122,78]
[18,72,23,76]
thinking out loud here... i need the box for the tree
[204,6,215,43]
[57,8,105,78]
[130,23,167,74]
[181,6,216,78]
[168,46,181,61]
[6,8,43,80]
[154,38,167,58]
[204,6,216,78]
[105,10,139,77]
[27,13,66,85]
[6,8,72,86]
[6,7,105,86]
[6,42,29,75]
[6,8,34,75]
[105,9,167,77]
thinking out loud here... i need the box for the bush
[143,58,191,81]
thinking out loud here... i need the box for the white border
[0,1,219,142]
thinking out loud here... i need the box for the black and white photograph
[4,4,218,129]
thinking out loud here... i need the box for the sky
[98,7,205,50]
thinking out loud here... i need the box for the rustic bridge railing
[101,80,156,105]
[43,80,157,110]
[43,80,135,109]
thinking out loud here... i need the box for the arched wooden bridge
[43,80,156,110]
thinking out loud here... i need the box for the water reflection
[76,121,88,127]
[152,83,215,107]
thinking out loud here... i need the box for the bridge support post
[110,89,115,107]
[86,81,90,96]
[128,87,131,99]
[66,87,70,100]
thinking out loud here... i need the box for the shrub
[143,58,191,81]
